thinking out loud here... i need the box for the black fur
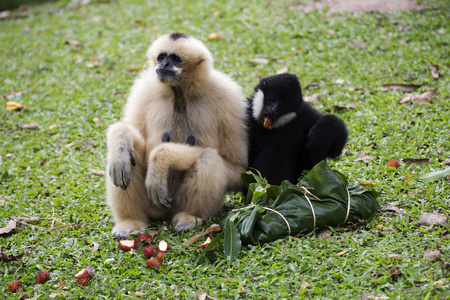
[169,32,189,40]
[247,73,348,185]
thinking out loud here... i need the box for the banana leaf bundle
[222,161,380,261]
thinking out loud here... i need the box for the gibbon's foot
[172,212,204,233]
[112,219,147,239]
[108,145,136,190]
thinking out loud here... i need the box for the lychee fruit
[158,240,168,252]
[155,251,165,260]
[7,280,21,292]
[146,257,162,269]
[387,158,400,168]
[136,234,153,245]
[143,245,156,258]
[35,271,51,284]
[200,236,212,249]
[118,239,138,251]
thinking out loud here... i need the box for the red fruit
[155,251,165,260]
[146,257,162,269]
[77,276,90,286]
[35,271,51,284]
[118,239,138,251]
[158,240,168,252]
[7,280,21,292]
[136,234,153,244]
[387,159,400,168]
[143,245,156,258]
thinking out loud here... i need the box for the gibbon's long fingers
[108,145,134,190]
[146,170,174,209]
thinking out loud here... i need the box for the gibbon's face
[252,73,302,130]
[147,33,213,85]
[155,51,183,83]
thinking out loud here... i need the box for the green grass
[1,0,449,298]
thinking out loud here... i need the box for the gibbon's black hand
[109,145,136,190]
[146,178,174,209]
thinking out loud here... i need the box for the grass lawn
[1,0,449,298]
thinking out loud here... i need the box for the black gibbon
[106,33,248,236]
[247,73,348,185]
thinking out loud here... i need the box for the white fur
[252,89,264,119]
[106,34,248,236]
[272,112,297,128]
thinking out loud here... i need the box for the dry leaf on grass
[423,250,441,262]
[403,158,429,165]
[65,40,83,47]
[389,266,402,281]
[355,151,375,162]
[187,224,222,245]
[0,252,24,262]
[6,101,24,111]
[429,63,441,79]
[419,212,448,226]
[386,254,403,261]
[88,168,105,176]
[398,90,437,105]
[276,67,288,74]
[380,83,421,92]
[249,58,268,65]
[21,123,38,129]
[318,229,332,240]
[336,249,349,256]
[0,220,17,234]
[379,202,406,215]
[304,94,321,103]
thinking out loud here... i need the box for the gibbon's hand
[145,169,174,209]
[108,145,136,190]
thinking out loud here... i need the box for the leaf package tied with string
[223,161,380,260]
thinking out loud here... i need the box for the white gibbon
[106,33,248,237]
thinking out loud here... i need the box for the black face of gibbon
[156,52,183,82]
[247,73,348,185]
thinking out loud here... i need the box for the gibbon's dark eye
[157,52,167,63]
[170,54,183,65]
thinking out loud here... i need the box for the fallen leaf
[444,159,450,165]
[355,151,375,162]
[93,118,100,124]
[249,58,268,65]
[6,101,24,111]
[403,158,429,165]
[335,79,345,84]
[424,250,441,262]
[187,224,221,245]
[429,63,441,79]
[333,104,358,112]
[92,15,102,23]
[379,202,406,215]
[389,266,402,281]
[135,291,144,297]
[65,40,83,47]
[49,124,58,130]
[433,278,447,287]
[3,90,27,100]
[318,229,332,240]
[130,68,141,73]
[21,123,38,129]
[362,293,389,300]
[386,254,403,261]
[398,90,438,105]
[276,67,288,74]
[88,168,105,176]
[419,212,448,226]
[0,252,24,262]
[198,292,207,300]
[90,242,100,255]
[303,83,320,90]
[376,224,383,231]
[299,280,309,290]
[86,59,100,68]
[336,249,349,256]
[380,83,421,92]
[208,32,219,40]
[236,285,247,294]
[0,220,17,234]
[304,94,321,103]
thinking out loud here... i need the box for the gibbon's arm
[107,121,145,190]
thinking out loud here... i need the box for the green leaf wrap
[227,161,380,245]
